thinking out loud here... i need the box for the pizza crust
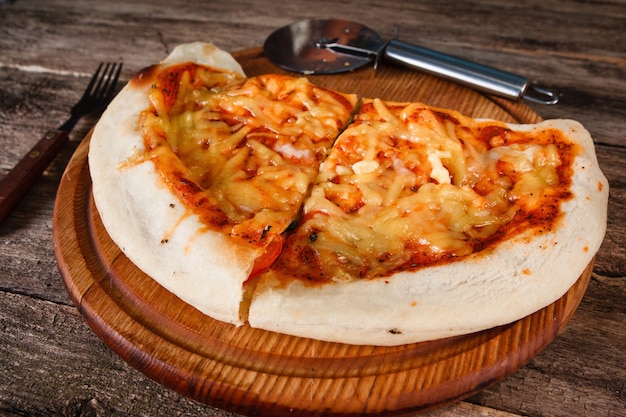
[89,43,256,324]
[248,119,608,345]
[90,43,608,345]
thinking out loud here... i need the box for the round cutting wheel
[263,19,381,74]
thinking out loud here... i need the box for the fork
[0,62,123,224]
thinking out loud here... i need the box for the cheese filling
[269,99,575,282]
[137,64,355,250]
[135,63,575,283]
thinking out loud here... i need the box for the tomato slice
[247,234,284,281]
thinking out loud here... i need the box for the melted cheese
[271,99,574,282]
[139,65,356,248]
[137,66,574,282]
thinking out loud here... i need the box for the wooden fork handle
[0,130,69,223]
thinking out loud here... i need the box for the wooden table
[1,1,624,416]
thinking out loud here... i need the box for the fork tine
[93,63,120,101]
[80,62,104,99]
[103,63,123,100]
[92,62,113,99]
[66,62,123,125]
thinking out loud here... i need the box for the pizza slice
[248,98,608,345]
[89,43,356,324]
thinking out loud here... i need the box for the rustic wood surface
[0,1,624,416]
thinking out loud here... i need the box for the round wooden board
[53,48,592,416]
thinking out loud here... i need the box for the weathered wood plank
[594,145,626,279]
[1,0,624,415]
[1,0,624,147]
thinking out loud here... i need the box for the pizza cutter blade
[264,19,559,104]
[263,19,381,75]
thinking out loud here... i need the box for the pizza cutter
[264,19,559,104]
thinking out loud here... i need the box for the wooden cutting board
[52,48,592,417]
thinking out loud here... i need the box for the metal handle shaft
[384,40,558,104]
